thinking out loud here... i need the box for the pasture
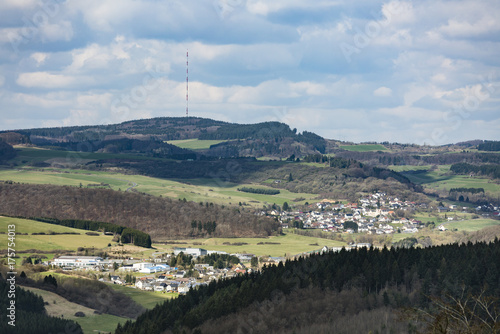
[339,144,388,152]
[166,139,228,150]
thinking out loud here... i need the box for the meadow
[0,167,317,207]
[166,139,228,150]
[339,144,388,152]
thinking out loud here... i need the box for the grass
[0,216,115,252]
[22,286,127,334]
[339,144,388,152]
[0,167,318,207]
[445,218,500,232]
[153,232,347,257]
[108,284,177,309]
[166,139,228,150]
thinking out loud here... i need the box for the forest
[115,239,500,334]
[0,182,280,240]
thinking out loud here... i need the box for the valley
[0,117,499,333]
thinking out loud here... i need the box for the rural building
[173,247,208,257]
[52,256,103,268]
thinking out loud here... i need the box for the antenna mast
[186,49,189,118]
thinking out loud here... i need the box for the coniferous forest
[115,239,500,334]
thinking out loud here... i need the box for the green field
[154,232,347,257]
[167,139,228,150]
[445,218,500,232]
[0,167,317,207]
[339,144,388,152]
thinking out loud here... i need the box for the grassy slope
[0,168,317,207]
[166,139,228,150]
[22,286,127,334]
[108,284,177,309]
[339,144,388,152]
[0,216,115,252]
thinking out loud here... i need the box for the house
[175,271,186,278]
[166,282,179,292]
[438,225,448,231]
[178,284,190,294]
[135,278,154,290]
[153,282,167,292]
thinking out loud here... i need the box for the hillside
[0,182,279,240]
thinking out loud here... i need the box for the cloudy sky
[1,0,499,145]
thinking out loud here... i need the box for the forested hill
[0,182,280,240]
[116,239,500,334]
[0,117,327,158]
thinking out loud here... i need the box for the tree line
[237,187,280,195]
[25,217,152,248]
[478,140,500,151]
[115,239,500,334]
[450,162,500,179]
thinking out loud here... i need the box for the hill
[0,182,280,240]
[2,117,327,159]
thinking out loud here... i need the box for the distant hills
[0,117,327,159]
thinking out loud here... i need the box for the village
[48,249,282,294]
[278,192,446,234]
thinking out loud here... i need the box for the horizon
[0,1,499,145]
[0,115,489,146]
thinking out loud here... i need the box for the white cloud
[16,72,93,89]
[373,86,392,97]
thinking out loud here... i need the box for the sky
[0,0,499,145]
